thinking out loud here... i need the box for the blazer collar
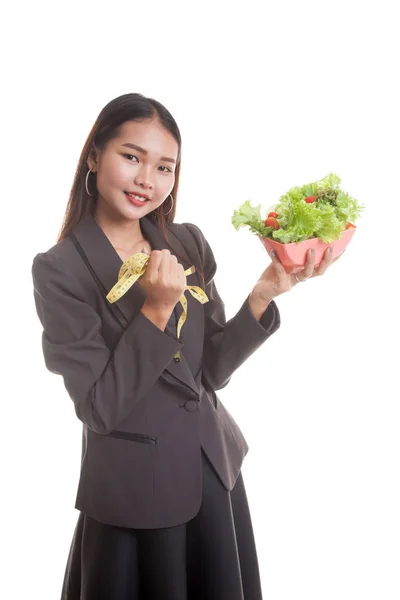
[70,212,201,397]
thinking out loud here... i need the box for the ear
[87,145,99,172]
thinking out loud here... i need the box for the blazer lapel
[71,213,201,397]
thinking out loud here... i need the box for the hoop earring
[163,193,174,216]
[85,168,95,197]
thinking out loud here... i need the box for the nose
[134,164,154,190]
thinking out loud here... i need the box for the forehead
[114,119,179,158]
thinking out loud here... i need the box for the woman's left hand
[251,246,344,304]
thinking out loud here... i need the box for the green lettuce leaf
[231,200,269,236]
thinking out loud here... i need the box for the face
[88,119,179,222]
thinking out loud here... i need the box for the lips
[125,192,150,207]
[125,191,150,200]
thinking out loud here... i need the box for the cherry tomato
[345,222,355,230]
[305,196,316,203]
[264,217,280,230]
[268,211,279,218]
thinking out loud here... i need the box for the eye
[123,154,173,173]
[123,154,139,162]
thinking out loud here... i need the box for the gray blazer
[32,213,280,529]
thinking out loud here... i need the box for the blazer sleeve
[32,251,184,435]
[184,223,281,391]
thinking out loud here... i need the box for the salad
[231,173,364,244]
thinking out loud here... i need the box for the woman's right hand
[138,249,187,310]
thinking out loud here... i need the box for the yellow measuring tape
[106,253,209,362]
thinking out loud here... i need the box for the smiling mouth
[125,192,150,203]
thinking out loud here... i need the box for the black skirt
[61,450,263,600]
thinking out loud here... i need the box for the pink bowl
[259,225,356,273]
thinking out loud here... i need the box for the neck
[93,203,145,252]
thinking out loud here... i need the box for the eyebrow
[121,142,176,164]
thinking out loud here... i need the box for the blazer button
[184,400,198,413]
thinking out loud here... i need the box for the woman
[32,93,338,600]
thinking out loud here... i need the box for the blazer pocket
[106,430,157,445]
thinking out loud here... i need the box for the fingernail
[271,250,276,257]
[310,248,315,255]
[329,247,333,254]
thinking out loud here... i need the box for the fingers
[146,250,163,280]
[158,249,175,281]
[292,249,316,283]
[167,254,186,292]
[148,249,184,289]
[315,246,334,276]
[302,248,316,279]
[169,255,184,287]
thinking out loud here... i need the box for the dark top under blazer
[32,213,280,529]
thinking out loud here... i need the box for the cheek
[99,157,131,188]
[160,173,175,192]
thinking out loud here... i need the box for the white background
[1,0,399,598]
